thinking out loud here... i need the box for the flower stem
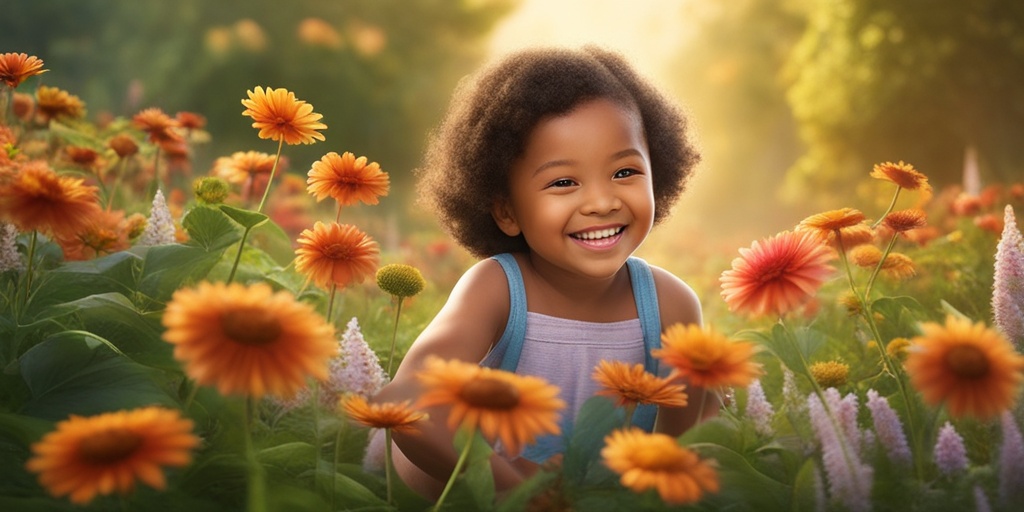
[256,138,284,214]
[695,388,709,425]
[22,230,37,309]
[863,231,900,301]
[226,225,253,285]
[872,186,902,229]
[332,413,346,510]
[326,284,337,324]
[244,397,267,512]
[385,429,394,505]
[623,402,637,428]
[434,429,474,512]
[147,146,161,202]
[106,157,129,211]
[386,298,404,375]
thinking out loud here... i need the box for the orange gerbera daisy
[905,316,1024,419]
[35,85,85,121]
[870,161,931,193]
[880,252,916,280]
[341,394,426,433]
[883,209,927,233]
[0,52,48,88]
[25,407,199,505]
[108,134,140,158]
[132,108,183,145]
[161,281,336,398]
[720,230,835,317]
[592,360,688,409]
[212,150,278,184]
[416,357,565,457]
[602,428,719,505]
[57,209,130,261]
[849,244,882,268]
[307,151,390,207]
[654,324,762,389]
[829,223,875,251]
[294,221,380,290]
[796,208,866,241]
[241,86,326,145]
[175,111,207,130]
[0,161,101,238]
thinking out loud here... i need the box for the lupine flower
[138,189,177,246]
[999,411,1024,506]
[781,368,805,416]
[933,421,967,477]
[602,428,719,505]
[330,317,389,399]
[745,379,775,437]
[807,390,873,512]
[830,389,864,455]
[975,486,992,512]
[865,390,911,466]
[993,205,1024,348]
[0,222,21,272]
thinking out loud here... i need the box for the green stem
[256,138,284,214]
[244,397,267,512]
[106,157,129,211]
[864,231,900,301]
[434,429,474,512]
[326,284,338,324]
[385,429,394,506]
[871,186,902,229]
[312,381,323,495]
[147,146,161,201]
[183,380,199,411]
[386,298,404,375]
[226,226,253,285]
[695,388,709,425]
[623,402,637,428]
[22,230,37,309]
[332,412,346,510]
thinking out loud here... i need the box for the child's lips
[569,225,625,249]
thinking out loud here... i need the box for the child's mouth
[569,226,625,248]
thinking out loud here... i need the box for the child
[372,46,713,497]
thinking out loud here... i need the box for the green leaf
[248,217,298,266]
[259,441,316,476]
[17,333,176,421]
[136,243,223,302]
[791,458,822,512]
[688,442,792,511]
[439,428,496,511]
[182,205,242,252]
[220,204,270,230]
[27,251,141,318]
[563,396,621,487]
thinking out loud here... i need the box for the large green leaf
[182,205,242,252]
[220,204,270,230]
[0,412,54,498]
[136,243,223,302]
[17,333,176,421]
[687,442,792,511]
[791,458,823,512]
[563,396,621,487]
[26,251,141,318]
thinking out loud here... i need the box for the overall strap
[626,256,662,374]
[486,253,528,372]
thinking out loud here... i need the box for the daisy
[592,360,688,409]
[294,221,380,290]
[0,52,48,88]
[341,394,426,433]
[870,161,931,193]
[602,428,719,505]
[0,161,101,239]
[796,208,866,241]
[654,323,762,389]
[241,86,326,145]
[307,151,390,208]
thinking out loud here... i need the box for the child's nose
[580,183,622,215]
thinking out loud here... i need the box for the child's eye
[614,168,640,179]
[548,178,576,188]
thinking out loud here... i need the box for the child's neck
[515,253,637,322]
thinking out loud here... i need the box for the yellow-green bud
[376,263,425,298]
[809,360,849,389]
[193,176,229,204]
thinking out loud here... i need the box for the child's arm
[648,265,718,437]
[371,259,533,492]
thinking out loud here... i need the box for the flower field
[3,52,1024,512]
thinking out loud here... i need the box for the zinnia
[132,108,183,145]
[35,85,85,121]
[161,281,337,398]
[905,315,1024,419]
[416,357,564,457]
[653,323,762,389]
[870,161,931,193]
[720,230,835,317]
[883,209,928,233]
[341,394,426,433]
[602,428,719,505]
[796,208,866,241]
[294,221,380,290]
[25,407,199,505]
[0,161,101,239]
[0,52,48,88]
[592,360,688,408]
[241,86,326,145]
[307,151,390,207]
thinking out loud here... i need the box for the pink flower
[807,389,873,512]
[993,205,1024,349]
[933,421,967,477]
[865,390,911,467]
[999,412,1024,506]
[744,379,775,437]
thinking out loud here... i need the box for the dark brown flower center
[945,344,989,379]
[78,429,142,464]
[221,308,282,346]
[324,243,351,260]
[459,377,520,409]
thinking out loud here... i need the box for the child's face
[493,97,655,280]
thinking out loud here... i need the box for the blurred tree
[1,0,516,215]
[784,0,1024,204]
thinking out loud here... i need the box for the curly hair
[417,46,700,258]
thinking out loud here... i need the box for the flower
[601,428,719,505]
[829,223,875,250]
[211,150,278,184]
[138,189,177,246]
[0,52,48,88]
[331,317,389,399]
[809,361,849,388]
[161,281,336,398]
[993,205,1024,348]
[720,230,835,317]
[592,360,688,408]
[175,111,206,130]
[849,245,882,268]
[933,421,968,477]
[905,315,1024,419]
[0,222,22,272]
[376,263,426,298]
[807,390,873,512]
[416,357,564,457]
[796,208,866,241]
[35,85,85,121]
[341,394,426,433]
[880,253,916,280]
[108,134,140,158]
[294,221,380,290]
[132,108,183,145]
[654,323,762,389]
[999,411,1024,505]
[192,177,229,204]
[870,160,931,193]
[886,338,911,362]
[744,379,775,437]
[57,209,130,261]
[0,161,101,239]
[865,389,911,466]
[25,407,199,505]
[307,151,390,207]
[241,86,326,145]
[883,209,928,233]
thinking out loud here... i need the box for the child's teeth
[577,228,621,240]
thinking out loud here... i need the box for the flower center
[78,428,142,464]
[631,440,684,470]
[324,243,351,260]
[756,259,791,284]
[945,344,989,379]
[459,377,520,409]
[221,308,282,346]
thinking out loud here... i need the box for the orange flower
[341,394,426,433]
[829,223,875,250]
[720,230,835,317]
[133,108,183,145]
[654,323,762,389]
[905,316,1024,419]
[108,134,140,158]
[241,86,326,145]
[849,244,882,268]
[880,252,916,280]
[307,151,390,207]
[25,407,199,505]
[796,208,866,241]
[0,52,48,88]
[0,161,101,238]
[870,161,931,193]
[602,428,719,505]
[294,221,380,289]
[161,281,336,398]
[416,357,564,457]
[57,209,130,261]
[174,111,207,130]
[64,146,101,169]
[35,85,85,121]
[592,360,688,408]
[212,150,278,184]
[883,208,927,233]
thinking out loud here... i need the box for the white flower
[138,189,176,246]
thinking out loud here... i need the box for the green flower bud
[376,263,425,298]
[193,176,230,204]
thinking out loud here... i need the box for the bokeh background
[5,0,1023,283]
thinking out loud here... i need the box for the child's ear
[491,199,521,237]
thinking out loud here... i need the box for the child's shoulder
[646,263,703,328]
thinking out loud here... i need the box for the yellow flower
[241,86,326,145]
[602,428,719,505]
[35,85,85,121]
[886,338,911,363]
[808,361,849,388]
[881,253,916,280]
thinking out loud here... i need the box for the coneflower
[138,189,176,246]
[865,390,911,466]
[933,421,968,477]
[993,204,1024,349]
